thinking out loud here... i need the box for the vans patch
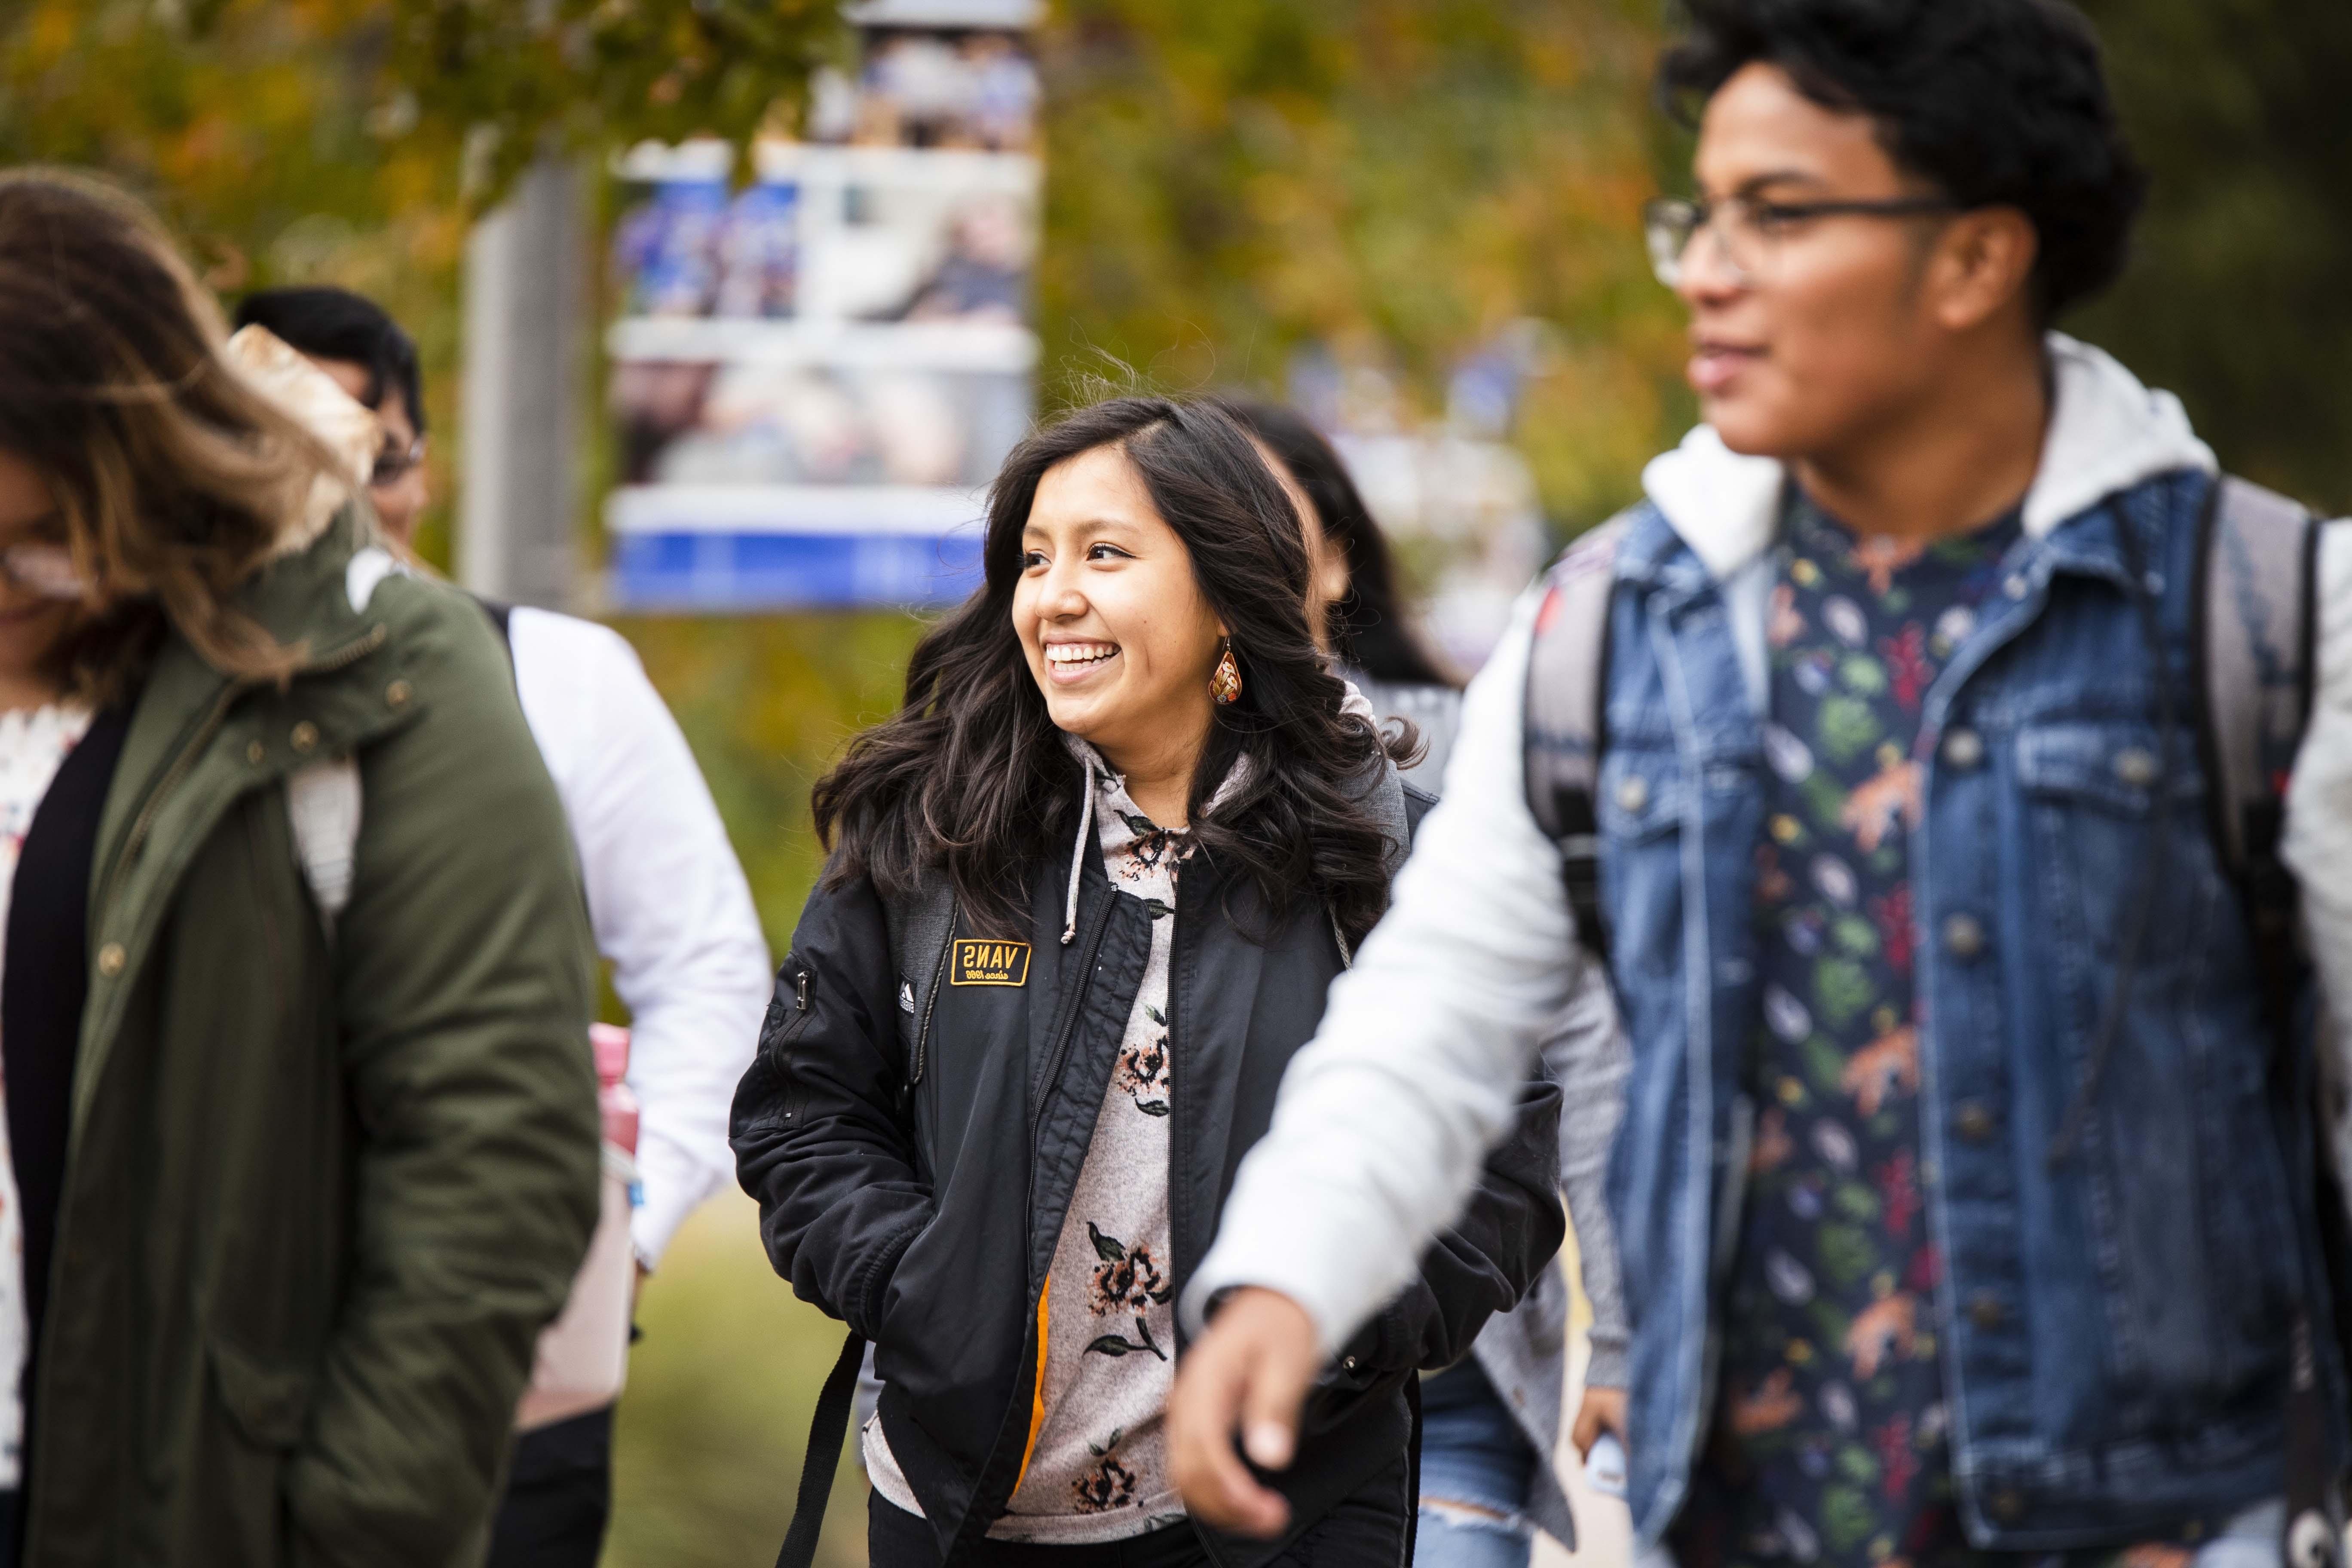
[950,939,1031,987]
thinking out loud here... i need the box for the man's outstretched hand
[1167,1287,1322,1539]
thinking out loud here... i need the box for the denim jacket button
[1942,727,1985,771]
[1969,1293,2005,1329]
[1954,1100,1995,1142]
[1614,776,1650,815]
[1942,913,1987,960]
[2113,747,2160,788]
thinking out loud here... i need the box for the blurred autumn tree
[0,0,838,564]
[1037,0,1692,531]
[2073,0,2352,512]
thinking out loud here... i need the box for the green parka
[21,505,602,1566]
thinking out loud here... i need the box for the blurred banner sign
[603,0,1042,610]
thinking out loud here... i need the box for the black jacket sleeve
[1324,1079,1566,1384]
[731,872,933,1338]
[1324,784,1568,1381]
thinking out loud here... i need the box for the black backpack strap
[2194,474,2342,1561]
[775,1329,868,1568]
[1524,517,1627,961]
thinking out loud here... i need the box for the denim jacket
[1601,464,2343,1548]
[1191,337,2352,1552]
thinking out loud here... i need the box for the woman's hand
[1571,1385,1628,1459]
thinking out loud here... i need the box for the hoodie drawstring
[1063,753,1097,945]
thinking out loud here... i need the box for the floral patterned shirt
[0,703,92,1491]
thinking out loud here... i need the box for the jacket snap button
[385,679,412,710]
[1991,1488,2024,1522]
[1614,776,1650,814]
[2003,575,2028,600]
[1954,1100,1995,1141]
[2112,747,2159,788]
[1342,1355,1360,1373]
[1942,728,1985,771]
[1942,913,1986,960]
[1969,1293,2004,1329]
[290,720,319,754]
[245,738,266,766]
[96,942,126,978]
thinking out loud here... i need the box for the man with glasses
[234,288,431,540]
[1168,2,2352,1565]
[236,287,772,1568]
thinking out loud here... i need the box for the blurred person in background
[228,286,430,542]
[1171,1,2352,1565]
[1220,392,1629,1568]
[733,395,1564,1567]
[236,285,774,1568]
[1212,397,1465,782]
[0,170,600,1564]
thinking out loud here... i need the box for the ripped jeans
[1415,1361,1538,1568]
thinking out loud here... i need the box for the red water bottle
[589,1022,640,1158]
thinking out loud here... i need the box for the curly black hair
[1659,0,2147,323]
[815,395,1411,945]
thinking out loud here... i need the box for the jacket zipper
[1026,894,1112,1160]
[984,892,1112,1522]
[95,622,390,925]
[910,907,956,1087]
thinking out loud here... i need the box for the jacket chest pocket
[2014,719,2215,977]
[1598,747,1687,984]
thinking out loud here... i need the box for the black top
[3,707,130,1389]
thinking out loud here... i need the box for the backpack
[1521,474,2343,1561]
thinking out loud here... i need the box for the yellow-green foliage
[617,612,927,958]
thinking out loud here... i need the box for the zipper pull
[794,971,812,1010]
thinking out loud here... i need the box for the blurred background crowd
[3,1,2345,1564]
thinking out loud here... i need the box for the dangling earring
[1210,640,1242,706]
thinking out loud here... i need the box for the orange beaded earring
[1210,639,1242,705]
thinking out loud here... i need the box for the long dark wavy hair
[814,395,1413,942]
[1210,395,1459,691]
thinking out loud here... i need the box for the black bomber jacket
[733,780,1565,1565]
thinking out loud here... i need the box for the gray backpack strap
[1523,515,1628,961]
[2196,474,2320,895]
[2195,475,2346,1565]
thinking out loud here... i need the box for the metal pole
[460,153,581,607]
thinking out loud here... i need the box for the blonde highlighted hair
[0,168,346,705]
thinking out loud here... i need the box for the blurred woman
[1221,395,1633,1568]
[734,395,1562,1567]
[0,170,600,1565]
[1211,397,1464,781]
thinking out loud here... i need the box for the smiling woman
[810,395,1413,945]
[733,395,1568,1568]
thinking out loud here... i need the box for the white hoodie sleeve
[1182,587,1598,1354]
[507,609,774,1270]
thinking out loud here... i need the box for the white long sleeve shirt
[508,607,772,1269]
[1187,336,2352,1357]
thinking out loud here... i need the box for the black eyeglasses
[371,435,427,488]
[1643,193,1962,288]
